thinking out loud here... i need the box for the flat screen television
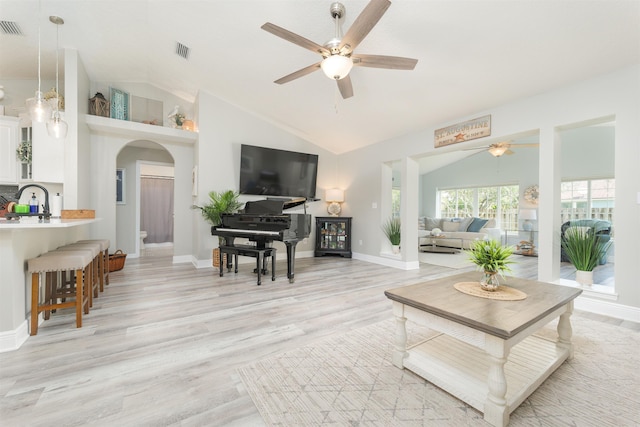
[239,144,319,199]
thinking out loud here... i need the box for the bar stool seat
[58,243,102,305]
[28,250,93,335]
[77,239,110,288]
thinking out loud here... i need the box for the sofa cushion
[418,217,426,230]
[442,221,459,232]
[467,217,489,232]
[425,217,442,230]
[458,217,474,231]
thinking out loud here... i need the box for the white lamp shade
[321,55,353,80]
[325,188,344,202]
[519,209,537,220]
[27,91,53,123]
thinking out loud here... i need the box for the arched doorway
[116,140,174,258]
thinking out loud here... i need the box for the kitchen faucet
[15,184,50,215]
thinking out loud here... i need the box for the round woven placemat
[454,281,527,301]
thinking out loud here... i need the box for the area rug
[238,317,640,426]
[418,250,473,269]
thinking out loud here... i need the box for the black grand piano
[211,197,311,283]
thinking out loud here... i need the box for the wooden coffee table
[385,272,582,427]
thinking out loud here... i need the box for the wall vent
[0,21,23,35]
[175,42,190,60]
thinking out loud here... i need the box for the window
[438,185,519,229]
[561,178,614,223]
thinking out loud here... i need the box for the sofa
[560,219,612,265]
[418,216,501,250]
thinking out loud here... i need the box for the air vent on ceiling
[175,42,190,60]
[0,21,23,35]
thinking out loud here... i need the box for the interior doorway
[137,161,175,257]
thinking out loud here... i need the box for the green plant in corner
[382,216,401,246]
[468,239,514,275]
[192,190,243,245]
[561,226,611,272]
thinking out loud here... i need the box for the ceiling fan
[261,0,418,99]
[465,141,540,157]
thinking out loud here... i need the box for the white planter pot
[391,245,400,254]
[575,270,594,285]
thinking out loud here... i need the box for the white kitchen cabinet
[0,116,20,185]
[32,117,64,183]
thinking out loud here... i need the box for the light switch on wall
[372,202,377,209]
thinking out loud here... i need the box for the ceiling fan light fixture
[321,55,353,80]
[488,145,508,157]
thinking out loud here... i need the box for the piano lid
[243,197,307,214]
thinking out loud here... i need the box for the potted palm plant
[382,216,401,254]
[193,190,243,266]
[468,239,515,291]
[561,226,612,285]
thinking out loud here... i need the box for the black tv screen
[239,144,319,199]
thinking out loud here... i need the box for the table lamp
[520,209,537,231]
[325,188,344,216]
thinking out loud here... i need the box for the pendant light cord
[54,18,59,112]
[37,0,42,94]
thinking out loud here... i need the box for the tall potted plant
[468,239,514,291]
[193,190,243,266]
[382,216,401,254]
[561,226,611,285]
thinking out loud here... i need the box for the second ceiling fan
[465,141,540,157]
[261,0,418,99]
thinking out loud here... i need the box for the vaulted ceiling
[1,0,639,154]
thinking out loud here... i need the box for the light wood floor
[0,250,624,426]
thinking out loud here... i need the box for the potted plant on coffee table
[193,190,243,266]
[468,239,515,291]
[382,216,401,254]
[561,226,612,285]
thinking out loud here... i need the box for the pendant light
[46,15,67,139]
[26,0,52,123]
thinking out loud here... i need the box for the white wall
[341,65,640,313]
[192,90,338,264]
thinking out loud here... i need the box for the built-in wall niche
[131,95,163,126]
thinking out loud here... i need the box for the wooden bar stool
[28,250,93,335]
[57,243,101,306]
[78,239,110,289]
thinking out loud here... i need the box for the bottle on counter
[30,193,39,214]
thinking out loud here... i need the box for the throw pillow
[442,221,459,232]
[425,217,442,230]
[467,217,489,232]
[418,217,426,230]
[458,217,474,232]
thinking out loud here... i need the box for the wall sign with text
[434,115,491,148]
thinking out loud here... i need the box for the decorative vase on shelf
[480,271,500,291]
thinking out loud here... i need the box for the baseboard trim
[0,320,29,353]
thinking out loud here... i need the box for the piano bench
[218,245,276,286]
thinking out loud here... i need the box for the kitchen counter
[0,217,98,229]
[0,218,101,352]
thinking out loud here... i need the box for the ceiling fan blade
[352,54,418,70]
[261,22,330,56]
[337,75,354,99]
[274,62,322,84]
[339,0,391,54]
[512,143,540,148]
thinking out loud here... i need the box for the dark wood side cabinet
[315,217,352,258]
